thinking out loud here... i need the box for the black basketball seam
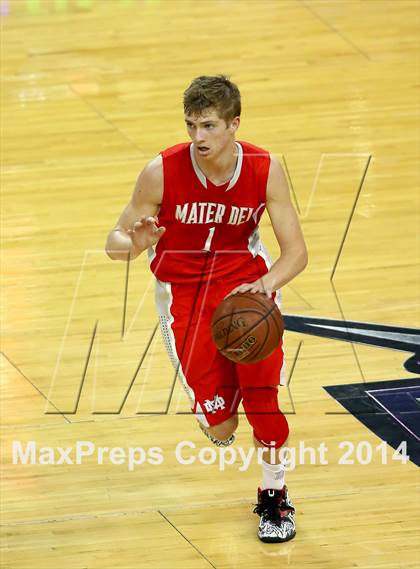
[244,318,271,362]
[213,308,267,329]
[271,306,283,338]
[214,308,269,351]
[220,309,265,351]
[211,293,277,329]
[234,310,280,362]
[225,306,235,350]
[213,308,270,351]
[217,303,279,352]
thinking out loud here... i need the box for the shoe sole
[258,531,296,543]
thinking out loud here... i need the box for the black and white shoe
[253,486,296,543]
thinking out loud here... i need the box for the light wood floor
[1,0,419,568]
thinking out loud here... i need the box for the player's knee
[254,418,289,449]
[207,414,238,440]
[241,387,289,449]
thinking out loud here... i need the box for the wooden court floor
[1,1,419,568]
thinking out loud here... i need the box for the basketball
[211,292,284,364]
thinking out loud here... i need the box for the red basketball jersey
[149,140,272,283]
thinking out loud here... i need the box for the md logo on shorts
[203,394,226,414]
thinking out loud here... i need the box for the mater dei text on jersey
[175,202,265,226]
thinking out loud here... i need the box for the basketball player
[106,76,307,543]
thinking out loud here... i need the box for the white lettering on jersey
[238,206,253,224]
[227,206,254,225]
[215,203,226,223]
[228,205,240,225]
[198,202,207,224]
[175,203,189,223]
[186,203,198,224]
[175,202,255,226]
[205,202,216,223]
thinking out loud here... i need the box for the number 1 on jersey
[203,226,216,252]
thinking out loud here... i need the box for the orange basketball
[211,292,284,364]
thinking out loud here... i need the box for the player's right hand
[127,216,166,252]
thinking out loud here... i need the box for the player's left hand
[224,279,272,299]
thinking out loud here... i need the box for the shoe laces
[253,490,282,520]
[253,489,295,520]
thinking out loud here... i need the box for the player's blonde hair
[183,75,241,125]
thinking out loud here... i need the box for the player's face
[185,108,239,159]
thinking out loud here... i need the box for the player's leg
[169,288,241,444]
[236,337,295,543]
[207,413,238,439]
[155,277,240,445]
[241,385,295,543]
[200,412,239,447]
[193,363,241,447]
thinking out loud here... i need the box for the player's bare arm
[227,155,307,297]
[107,77,300,544]
[105,155,165,261]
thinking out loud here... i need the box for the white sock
[261,459,285,490]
